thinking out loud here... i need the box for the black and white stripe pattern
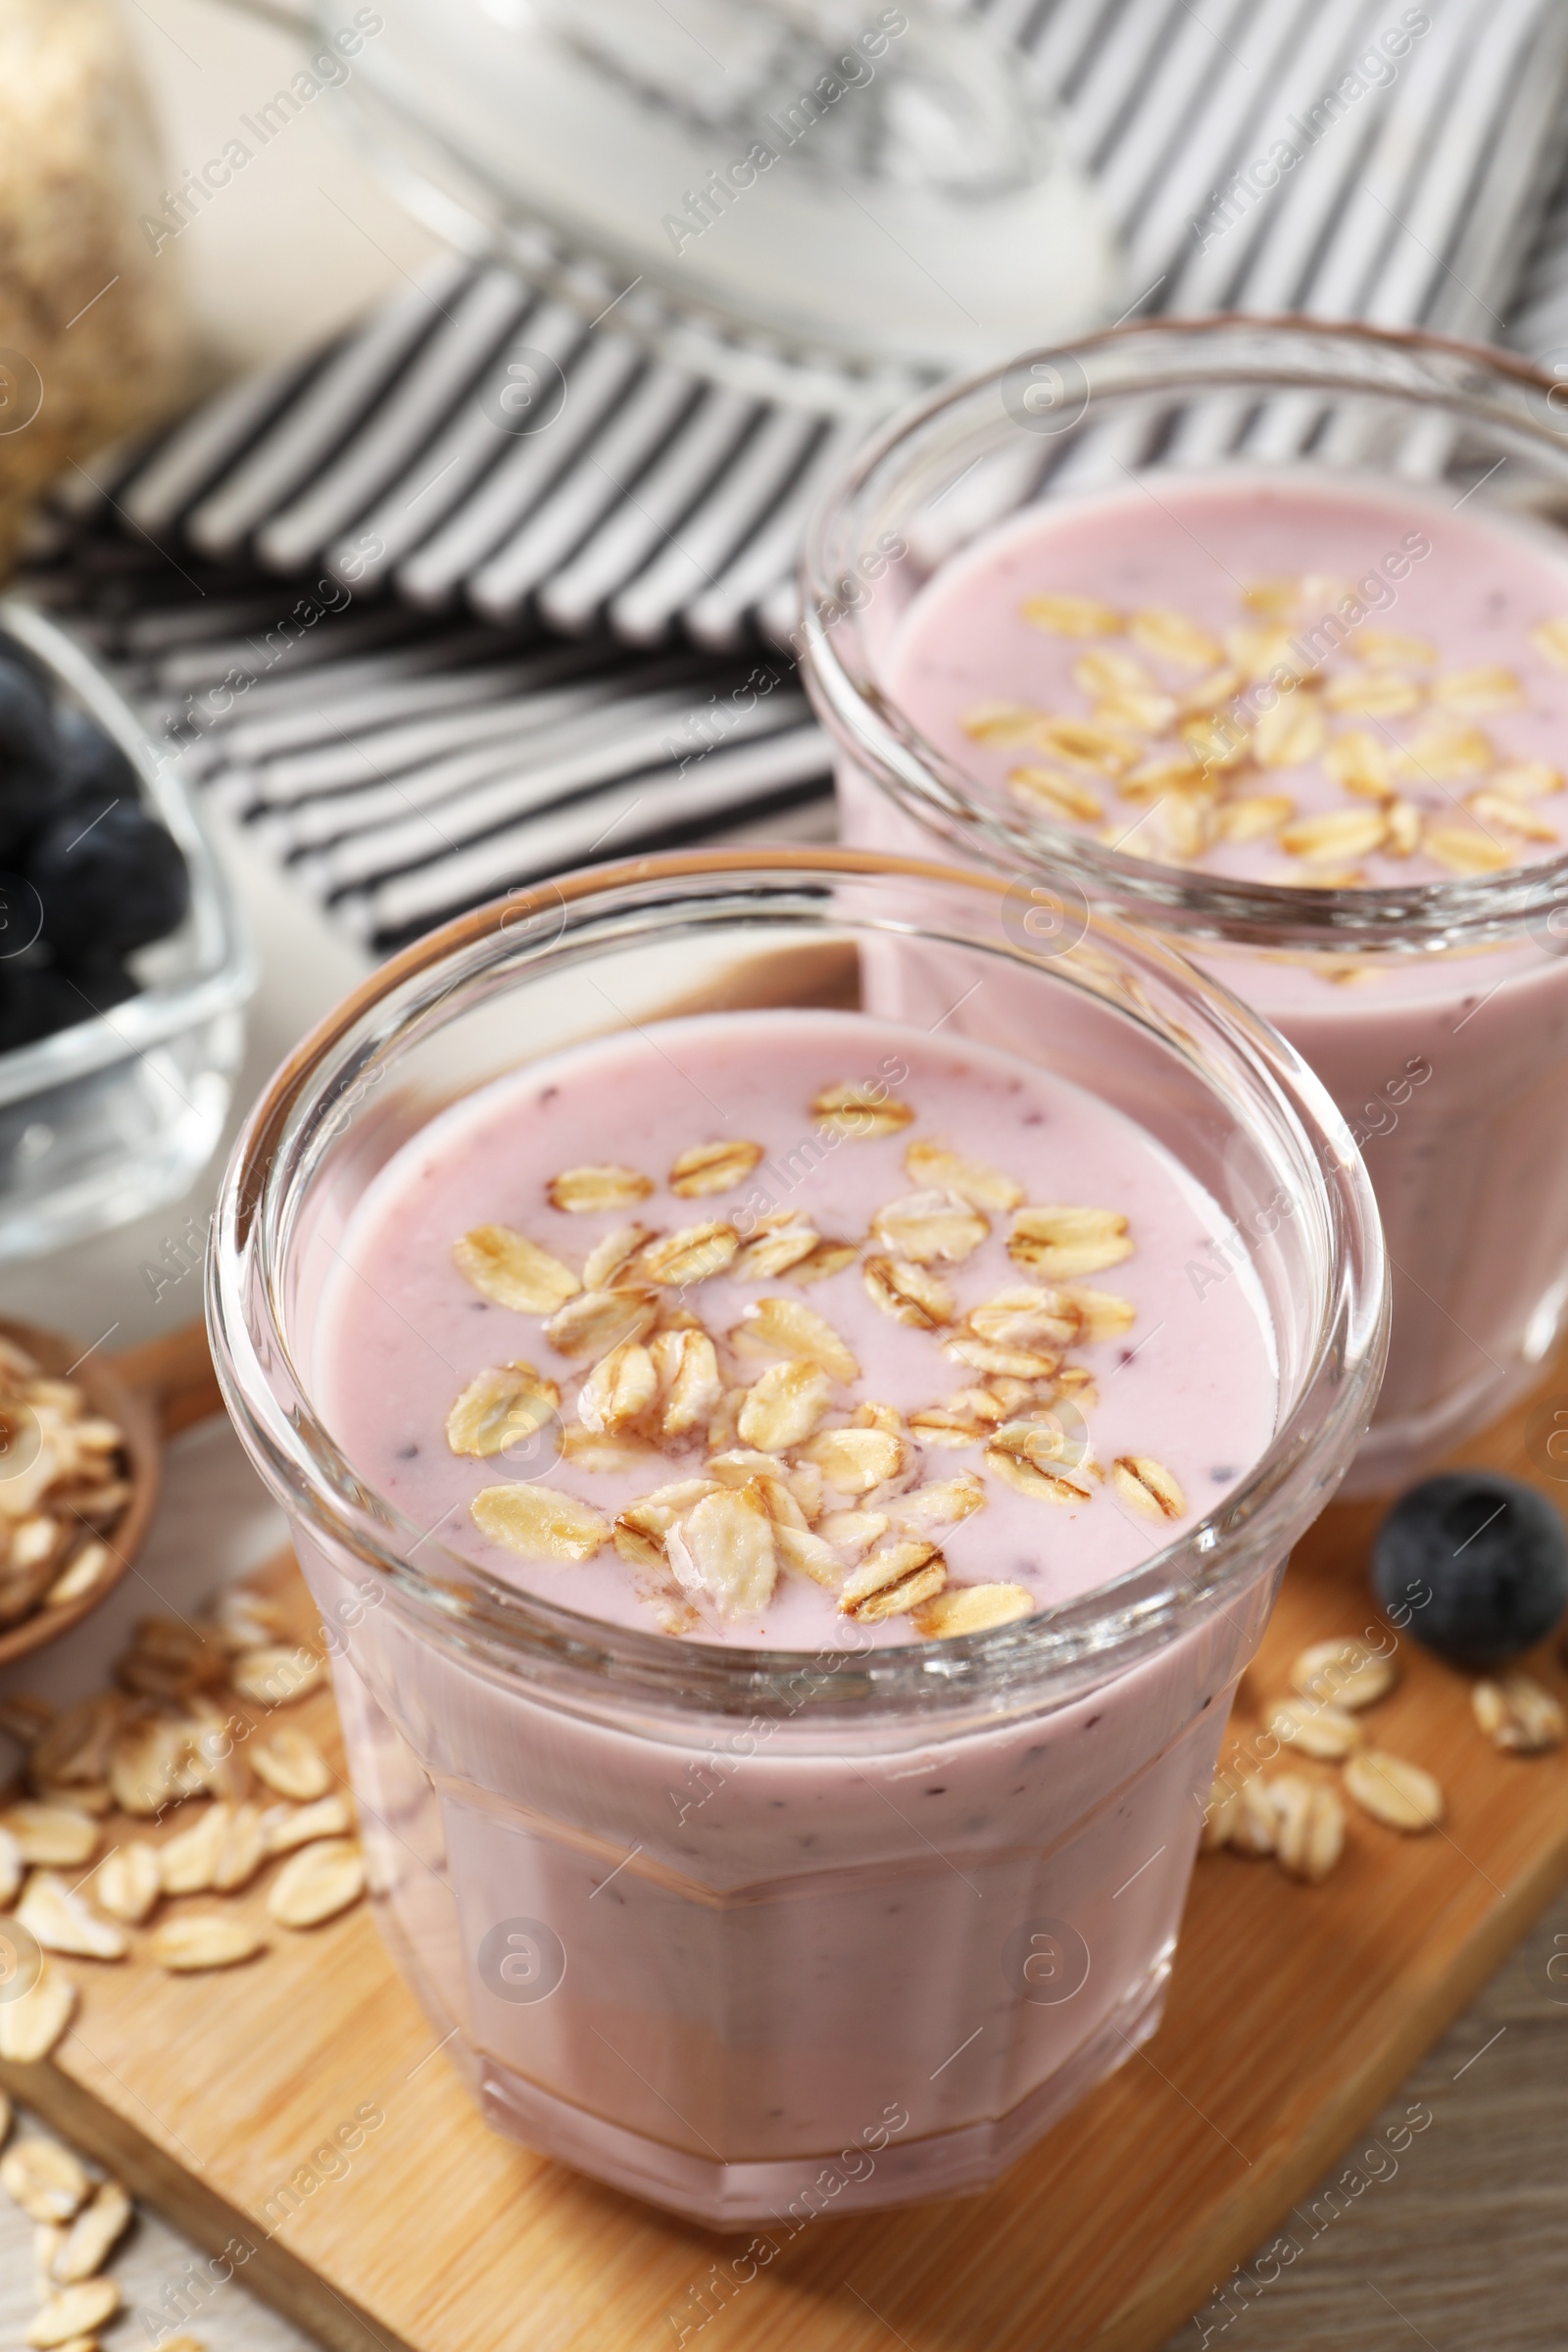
[24,0,1568,954]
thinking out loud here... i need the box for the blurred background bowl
[0,600,256,1263]
[0,1314,161,1669]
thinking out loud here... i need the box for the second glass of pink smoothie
[808,318,1568,1492]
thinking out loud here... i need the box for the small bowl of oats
[0,1318,160,1666]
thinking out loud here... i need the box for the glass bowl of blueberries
[0,598,254,1260]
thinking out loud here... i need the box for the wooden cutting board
[3,1325,1568,2352]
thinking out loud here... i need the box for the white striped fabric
[24,0,1568,953]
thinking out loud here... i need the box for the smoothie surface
[884,473,1568,892]
[313,1009,1277,1647]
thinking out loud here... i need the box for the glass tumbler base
[470,1948,1172,2227]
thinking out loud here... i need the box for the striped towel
[25,0,1568,952]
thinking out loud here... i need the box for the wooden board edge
[1092,1811,1568,2352]
[0,2052,414,2352]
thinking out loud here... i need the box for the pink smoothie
[313,1008,1276,1647]
[850,474,1568,1477]
[296,1007,1286,2215]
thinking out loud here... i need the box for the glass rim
[801,311,1568,956]
[207,846,1387,1719]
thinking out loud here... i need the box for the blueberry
[59,949,139,1014]
[54,708,138,804]
[0,963,85,1052]
[1372,1471,1568,1668]
[27,799,189,958]
[0,659,60,858]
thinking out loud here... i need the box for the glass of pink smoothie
[808,318,1568,1493]
[208,849,1383,2223]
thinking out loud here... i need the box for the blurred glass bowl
[0,601,255,1261]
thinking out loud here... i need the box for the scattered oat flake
[17,1872,126,1961]
[1031,715,1142,776]
[1432,664,1523,713]
[613,1478,719,1570]
[840,1540,946,1623]
[1324,728,1396,798]
[1216,793,1294,844]
[902,1140,1024,1211]
[666,1483,778,1619]
[1073,646,1156,700]
[1229,1775,1278,1857]
[801,1424,906,1496]
[911,1583,1034,1638]
[870,1191,989,1265]
[1252,694,1326,767]
[26,2277,120,2348]
[1130,608,1222,669]
[546,1164,653,1213]
[984,1426,1093,1505]
[94,1840,161,1924]
[1264,1697,1362,1760]
[732,1221,820,1279]
[736,1361,832,1453]
[266,1793,354,1854]
[445,1361,560,1457]
[149,1913,267,1973]
[1491,759,1562,800]
[1402,722,1493,781]
[251,1726,331,1803]
[773,1525,844,1589]
[1021,592,1122,637]
[546,1285,659,1357]
[733,1296,859,1383]
[579,1341,659,1434]
[861,1254,956,1331]
[46,1543,113,1609]
[1280,808,1387,863]
[1344,1749,1444,1833]
[453,1225,580,1314]
[638,1222,739,1286]
[962,700,1049,745]
[1008,1204,1132,1278]
[1472,1672,1565,1753]
[471,1482,610,1563]
[1110,1456,1185,1522]
[1354,627,1437,668]
[0,1961,75,2061]
[229,1644,326,1707]
[669,1140,764,1197]
[1321,670,1420,718]
[1270,1776,1345,1884]
[810,1083,914,1138]
[52,2178,132,2283]
[1291,1638,1396,1711]
[894,1475,986,1530]
[1468,789,1557,842]
[1530,615,1568,671]
[1,2138,90,2222]
[1424,823,1513,875]
[651,1327,722,1437]
[1008,765,1103,822]
[582,1223,655,1288]
[967,1284,1081,1350]
[0,1803,97,1868]
[789,1239,860,1286]
[269,1838,366,1929]
[159,1803,231,1896]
